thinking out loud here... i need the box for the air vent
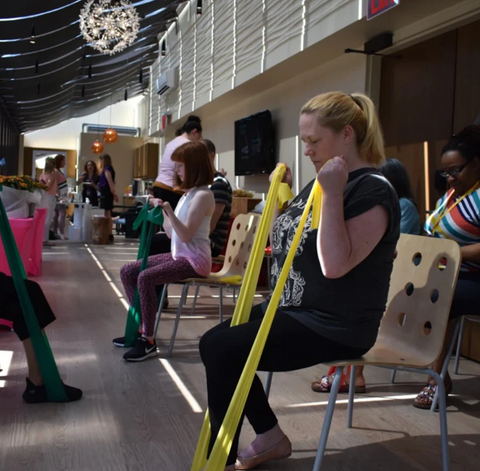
[82,124,140,137]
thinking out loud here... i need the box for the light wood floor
[1,239,479,471]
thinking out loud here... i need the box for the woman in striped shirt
[415,125,480,409]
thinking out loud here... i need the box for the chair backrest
[377,234,461,367]
[210,213,261,279]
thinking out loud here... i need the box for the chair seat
[180,276,242,287]
[326,340,437,370]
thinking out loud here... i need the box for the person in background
[76,160,99,206]
[414,125,480,409]
[113,142,215,361]
[199,91,400,471]
[0,272,82,403]
[201,139,233,257]
[52,154,68,240]
[380,158,420,234]
[98,153,118,218]
[39,157,58,244]
[153,115,203,210]
[311,157,420,394]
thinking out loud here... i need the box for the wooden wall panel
[454,20,480,133]
[380,30,457,147]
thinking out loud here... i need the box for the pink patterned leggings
[120,253,198,337]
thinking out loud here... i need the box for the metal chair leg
[347,366,356,429]
[454,316,466,374]
[429,370,450,471]
[190,285,200,315]
[153,284,169,338]
[167,283,189,357]
[264,371,273,399]
[219,285,224,323]
[432,321,461,411]
[312,366,345,471]
[390,368,397,384]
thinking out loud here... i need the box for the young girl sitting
[114,141,215,361]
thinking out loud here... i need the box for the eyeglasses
[439,162,469,178]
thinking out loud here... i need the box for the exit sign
[367,0,400,20]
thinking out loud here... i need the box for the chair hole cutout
[253,225,257,234]
[398,313,407,327]
[438,257,448,271]
[232,239,236,247]
[245,225,249,232]
[244,262,247,269]
[423,321,432,335]
[248,244,252,252]
[240,242,244,249]
[430,289,439,303]
[236,259,240,266]
[412,253,422,266]
[405,282,414,296]
[236,223,241,230]
[228,256,232,263]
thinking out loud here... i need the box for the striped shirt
[425,187,480,272]
[210,172,232,255]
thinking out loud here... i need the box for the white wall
[23,97,143,150]
[199,52,367,194]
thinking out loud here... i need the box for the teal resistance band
[0,185,68,401]
[123,204,164,347]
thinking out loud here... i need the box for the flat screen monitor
[234,110,275,176]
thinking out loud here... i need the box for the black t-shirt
[270,168,400,349]
[210,172,232,253]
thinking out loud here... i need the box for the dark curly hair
[442,125,480,161]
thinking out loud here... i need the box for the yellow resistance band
[191,166,322,471]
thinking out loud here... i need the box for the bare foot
[345,372,366,388]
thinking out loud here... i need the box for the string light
[79,0,140,56]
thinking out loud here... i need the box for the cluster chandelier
[79,0,140,56]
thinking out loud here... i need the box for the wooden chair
[153,213,261,356]
[265,234,461,471]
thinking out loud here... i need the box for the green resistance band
[0,185,68,401]
[123,204,164,347]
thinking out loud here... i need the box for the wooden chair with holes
[264,234,461,471]
[153,213,261,357]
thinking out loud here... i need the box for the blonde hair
[301,91,385,166]
[44,157,55,173]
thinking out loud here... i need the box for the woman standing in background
[76,160,99,206]
[52,154,68,240]
[98,154,118,218]
[39,157,57,243]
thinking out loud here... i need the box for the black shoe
[123,337,158,362]
[113,334,141,347]
[22,378,83,404]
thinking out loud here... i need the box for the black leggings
[199,302,369,466]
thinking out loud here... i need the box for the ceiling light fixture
[79,0,140,56]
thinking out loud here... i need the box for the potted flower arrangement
[0,175,48,218]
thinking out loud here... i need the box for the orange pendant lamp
[91,140,104,154]
[103,128,118,144]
